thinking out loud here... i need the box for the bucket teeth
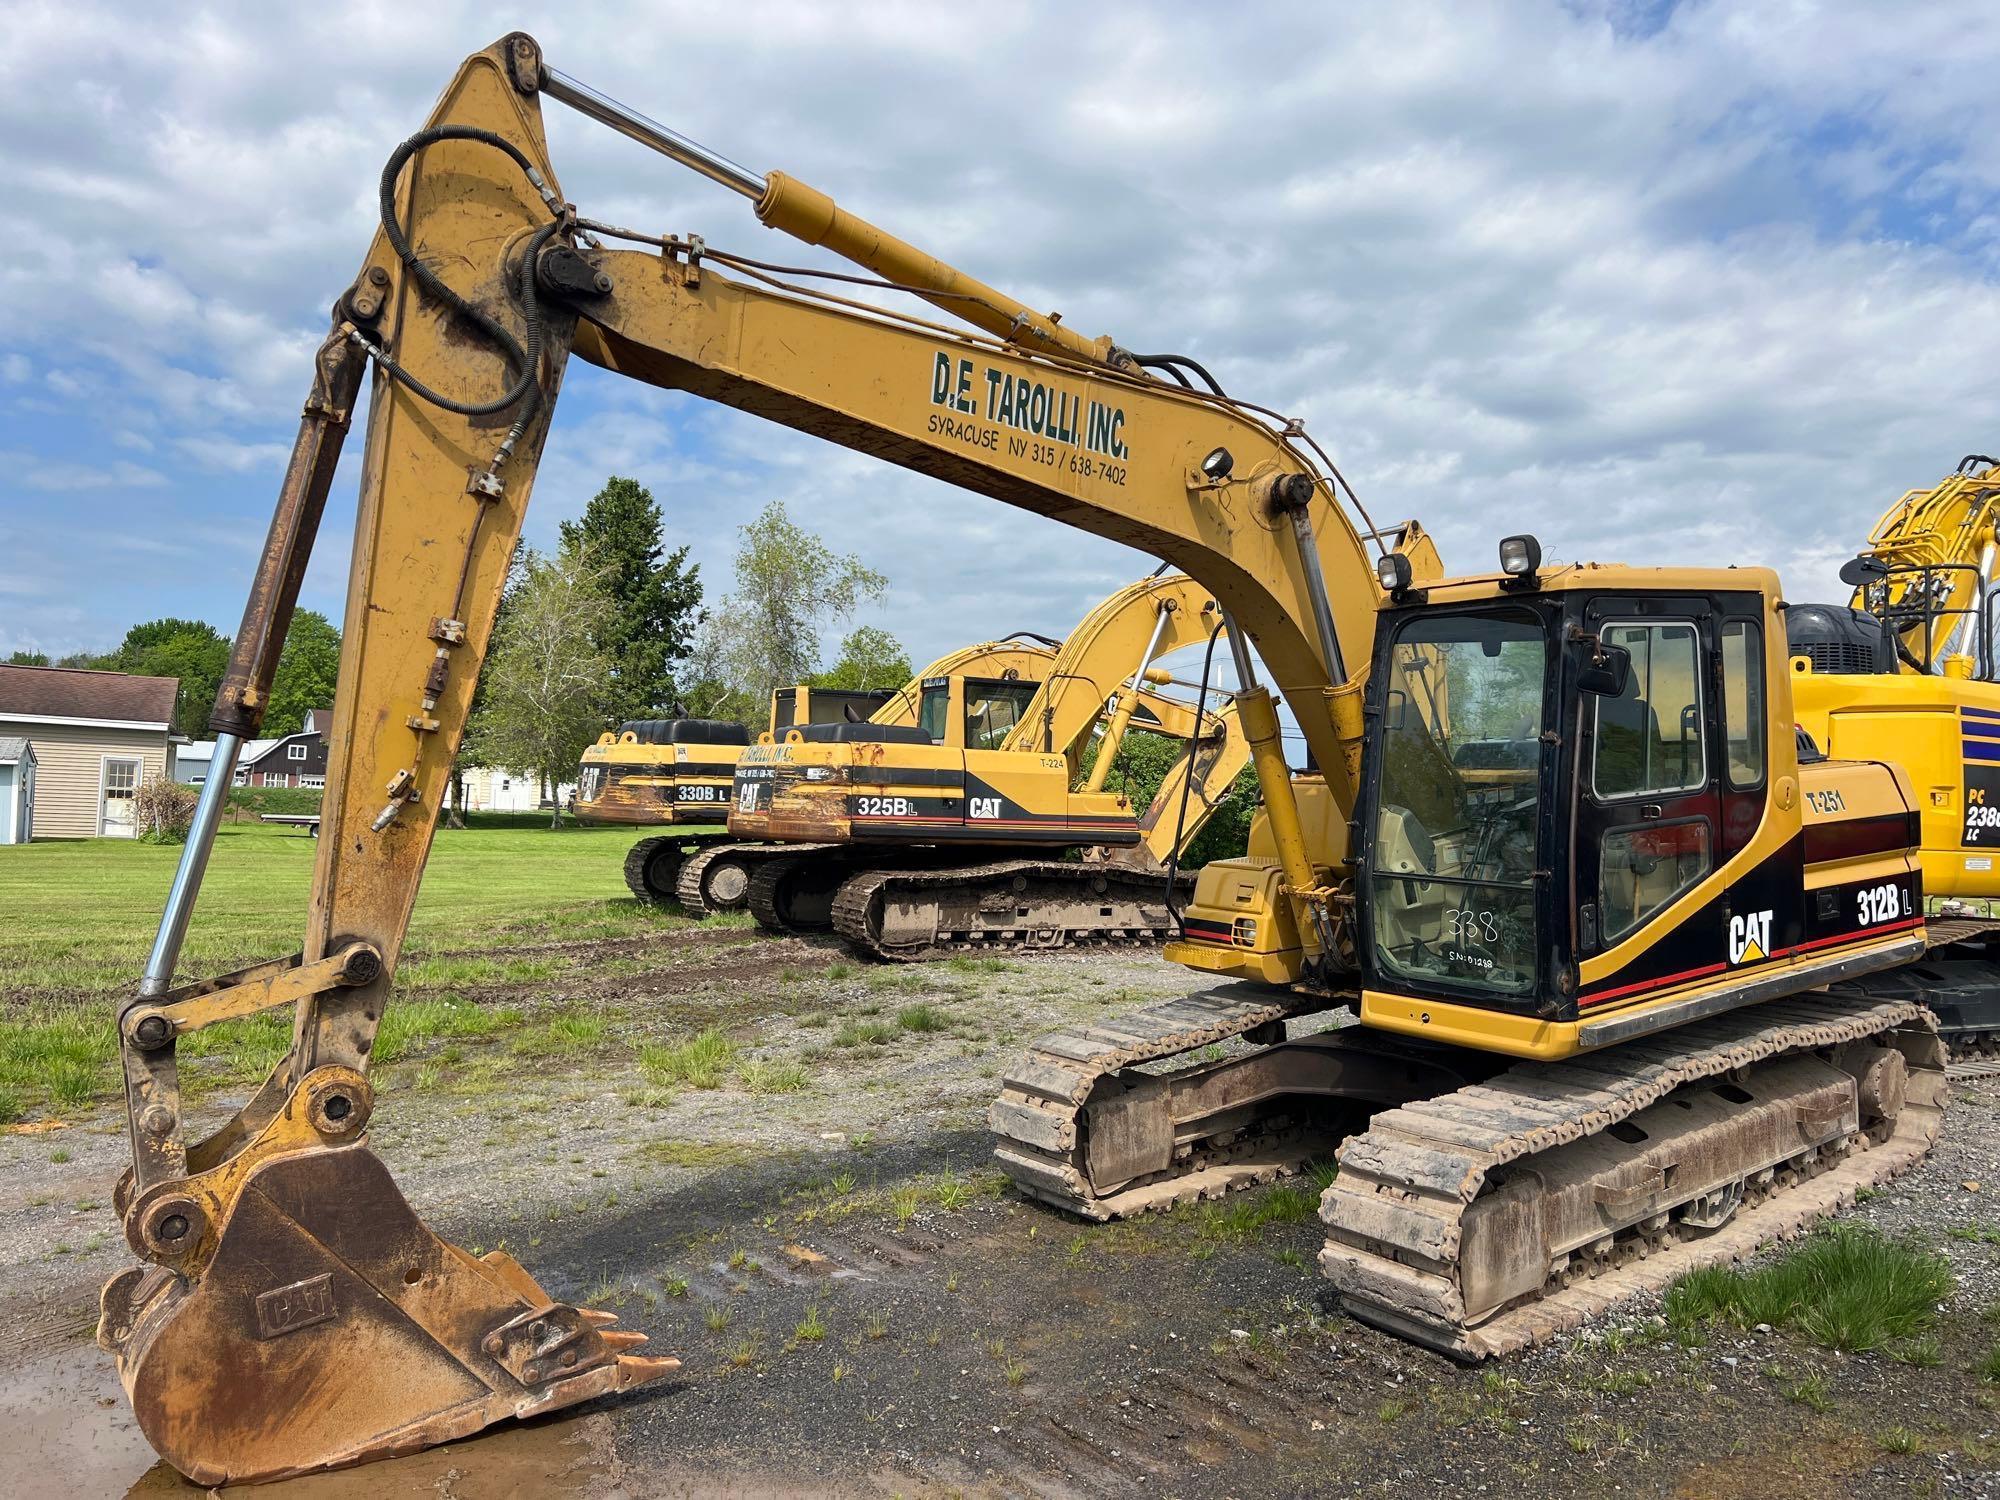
[107,1141,679,1486]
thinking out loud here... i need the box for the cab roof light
[1499,534,1542,584]
[1377,551,1414,595]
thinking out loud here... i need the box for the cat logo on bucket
[1727,908,1773,966]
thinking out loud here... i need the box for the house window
[233,770,249,787]
[288,743,308,761]
[189,774,206,786]
[299,775,325,789]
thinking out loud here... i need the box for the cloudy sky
[3,0,1997,679]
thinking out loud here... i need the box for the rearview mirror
[1839,555,1890,588]
[1577,641,1631,697]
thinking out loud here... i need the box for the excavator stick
[100,35,676,1483]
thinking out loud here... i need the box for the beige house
[0,665,179,838]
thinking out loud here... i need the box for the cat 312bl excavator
[102,32,1970,1483]
[723,571,1254,959]
[581,636,1058,909]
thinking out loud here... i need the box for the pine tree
[557,477,702,722]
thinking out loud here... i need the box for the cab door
[1576,600,1722,964]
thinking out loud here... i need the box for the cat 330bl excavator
[722,571,1253,959]
[103,32,1975,1483]
[581,635,1057,909]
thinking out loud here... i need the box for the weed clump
[1663,1226,1952,1352]
[833,1020,896,1048]
[642,1028,738,1088]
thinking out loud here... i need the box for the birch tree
[686,501,886,722]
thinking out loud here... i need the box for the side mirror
[1577,642,1631,697]
[1839,555,1890,588]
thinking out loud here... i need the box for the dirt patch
[5,933,2000,1497]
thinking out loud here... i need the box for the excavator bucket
[97,1139,675,1486]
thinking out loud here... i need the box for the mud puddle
[0,1337,882,1500]
[0,1339,628,1498]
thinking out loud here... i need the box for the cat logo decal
[1727,909,1773,966]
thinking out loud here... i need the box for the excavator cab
[1353,564,1925,1062]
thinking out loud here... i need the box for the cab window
[917,683,950,744]
[1599,819,1711,942]
[1369,607,1549,998]
[1592,621,1704,799]
[965,679,1039,750]
[1721,619,1764,787]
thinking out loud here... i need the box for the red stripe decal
[1579,917,1923,1010]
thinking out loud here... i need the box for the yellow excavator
[581,637,1058,908]
[103,33,1961,1482]
[722,571,1255,959]
[1782,454,2000,1051]
[671,581,1238,926]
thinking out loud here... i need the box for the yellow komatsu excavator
[582,636,1059,908]
[721,571,1255,959]
[103,32,1958,1482]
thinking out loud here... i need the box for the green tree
[557,477,703,721]
[112,618,231,739]
[5,650,49,666]
[466,543,616,827]
[1090,727,1260,869]
[688,500,887,720]
[813,625,913,691]
[265,611,342,737]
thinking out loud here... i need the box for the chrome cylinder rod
[541,67,767,201]
[1222,609,1259,692]
[137,733,244,999]
[1286,508,1349,685]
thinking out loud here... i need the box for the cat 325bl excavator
[103,32,1972,1483]
[580,635,1058,909]
[723,571,1254,960]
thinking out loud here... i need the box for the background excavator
[100,32,1963,1483]
[671,579,1240,927]
[1781,454,2000,1053]
[585,636,1059,909]
[721,571,1255,959]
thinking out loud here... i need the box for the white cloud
[0,0,1996,669]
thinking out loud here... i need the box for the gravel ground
[3,934,2000,1497]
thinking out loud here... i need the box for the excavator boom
[104,35,1385,1480]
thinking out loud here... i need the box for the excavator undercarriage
[993,984,1943,1356]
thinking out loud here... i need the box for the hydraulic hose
[369,125,561,423]
[1131,353,1227,397]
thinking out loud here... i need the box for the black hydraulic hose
[1130,353,1227,398]
[1960,454,1997,474]
[1165,617,1227,938]
[371,125,557,420]
[1134,356,1192,389]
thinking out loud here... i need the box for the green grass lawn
[0,814,722,1121]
